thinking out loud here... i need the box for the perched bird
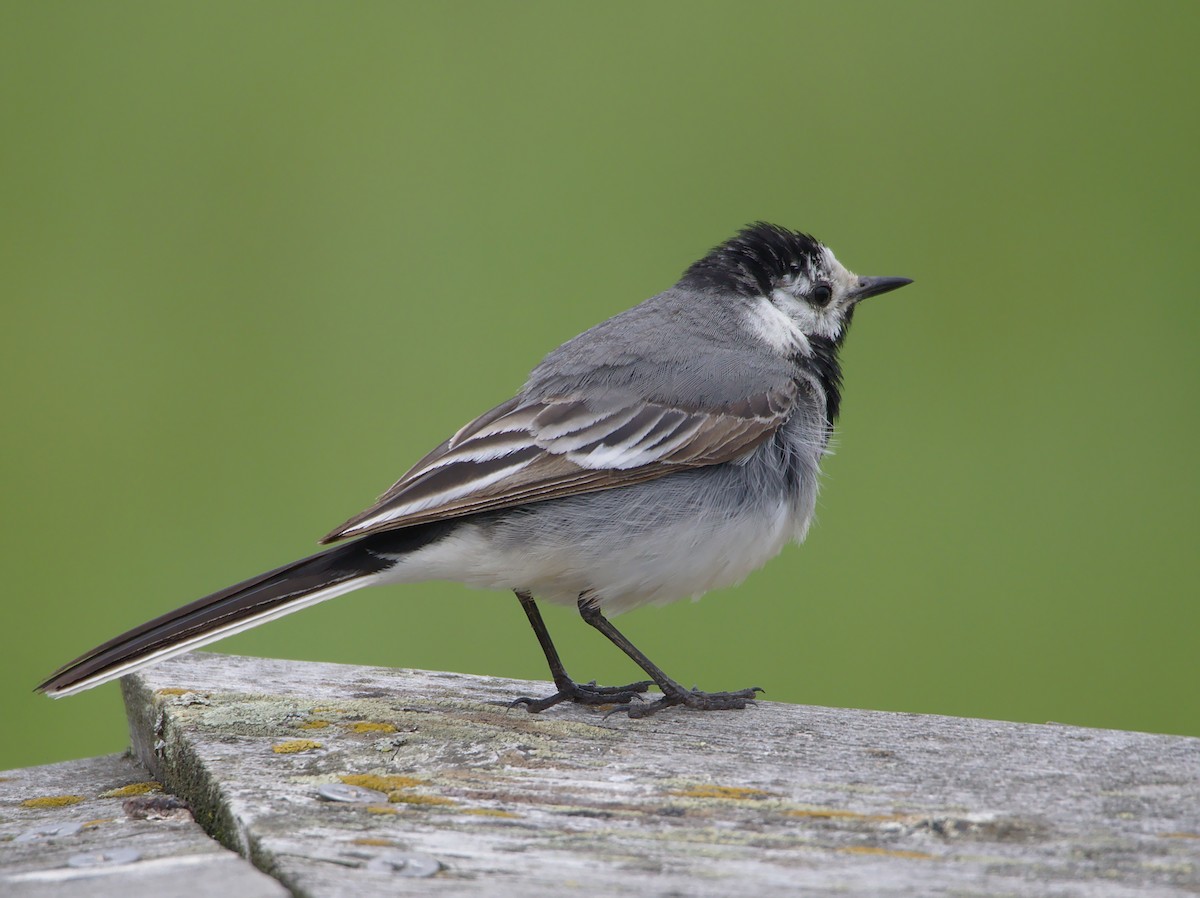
[38,223,911,716]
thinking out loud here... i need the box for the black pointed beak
[850,275,913,301]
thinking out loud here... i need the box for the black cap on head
[682,223,824,297]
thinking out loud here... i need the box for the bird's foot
[509,678,655,713]
[609,685,764,719]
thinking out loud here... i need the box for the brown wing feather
[321,382,798,543]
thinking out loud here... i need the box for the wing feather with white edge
[320,382,799,543]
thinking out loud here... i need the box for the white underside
[380,497,806,616]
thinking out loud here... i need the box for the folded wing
[321,382,799,543]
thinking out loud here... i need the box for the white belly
[381,444,822,615]
[393,498,797,614]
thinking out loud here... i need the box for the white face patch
[744,294,811,355]
[754,245,862,346]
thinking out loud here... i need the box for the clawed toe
[610,685,764,719]
[510,678,655,713]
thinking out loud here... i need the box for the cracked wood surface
[100,652,1200,896]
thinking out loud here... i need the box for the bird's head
[682,222,911,352]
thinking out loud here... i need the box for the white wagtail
[39,223,911,716]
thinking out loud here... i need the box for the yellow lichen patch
[841,845,933,860]
[83,818,115,828]
[670,785,770,800]
[787,808,905,822]
[20,794,86,808]
[339,774,423,792]
[155,688,191,696]
[1161,832,1200,839]
[365,806,399,815]
[351,837,399,847]
[272,740,323,754]
[389,794,457,807]
[298,720,332,730]
[337,773,451,806]
[100,782,161,799]
[348,722,397,734]
[463,808,520,819]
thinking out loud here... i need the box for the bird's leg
[508,590,653,712]
[575,592,762,718]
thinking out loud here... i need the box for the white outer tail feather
[44,572,387,698]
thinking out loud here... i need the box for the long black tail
[37,523,450,697]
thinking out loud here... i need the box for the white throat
[744,294,812,356]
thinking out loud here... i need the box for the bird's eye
[810,284,833,307]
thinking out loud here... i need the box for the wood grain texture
[0,752,287,898]
[110,652,1200,896]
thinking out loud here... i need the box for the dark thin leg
[576,592,762,718]
[509,590,653,712]
[515,590,572,688]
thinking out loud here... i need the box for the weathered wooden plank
[116,651,1200,897]
[0,752,287,898]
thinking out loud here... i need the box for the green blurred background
[2,2,1197,772]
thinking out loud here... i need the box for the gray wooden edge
[0,752,285,898]
[7,652,1200,897]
